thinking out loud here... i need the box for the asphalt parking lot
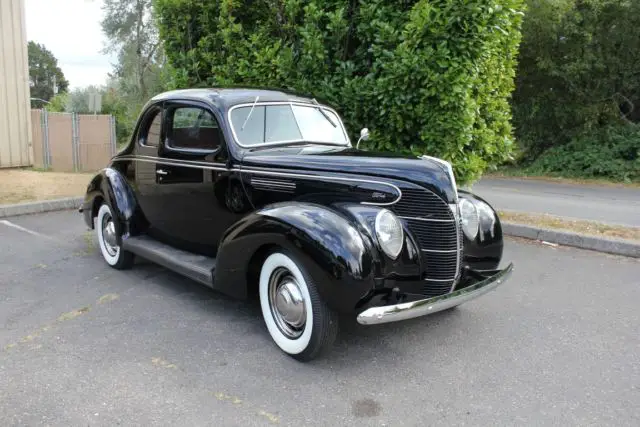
[1,211,639,426]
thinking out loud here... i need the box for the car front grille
[391,188,462,297]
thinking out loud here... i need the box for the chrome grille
[391,188,461,297]
[392,189,453,220]
[402,218,458,251]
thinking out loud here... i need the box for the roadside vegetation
[508,0,640,183]
[503,127,640,183]
[26,1,639,184]
[154,0,525,186]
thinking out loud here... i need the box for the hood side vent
[250,177,296,193]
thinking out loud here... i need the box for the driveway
[1,211,639,426]
[473,178,640,227]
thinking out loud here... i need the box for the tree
[154,0,525,184]
[101,0,166,106]
[47,92,69,113]
[512,0,640,159]
[28,41,69,107]
[47,82,135,145]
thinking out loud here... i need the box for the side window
[168,106,222,151]
[140,110,162,147]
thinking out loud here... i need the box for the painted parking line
[0,219,54,240]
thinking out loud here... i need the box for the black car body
[81,88,513,361]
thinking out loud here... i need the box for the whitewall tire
[96,203,134,269]
[259,251,338,361]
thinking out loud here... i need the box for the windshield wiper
[312,98,337,128]
[241,95,260,131]
[247,141,345,152]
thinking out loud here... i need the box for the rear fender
[82,168,148,239]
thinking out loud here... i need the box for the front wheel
[259,251,338,361]
[96,203,134,270]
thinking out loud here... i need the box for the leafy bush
[526,125,640,182]
[154,0,525,184]
[47,93,69,113]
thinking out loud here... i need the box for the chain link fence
[31,109,117,172]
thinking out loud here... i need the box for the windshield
[229,103,349,147]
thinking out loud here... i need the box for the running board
[122,235,216,287]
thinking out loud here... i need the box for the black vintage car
[80,88,513,361]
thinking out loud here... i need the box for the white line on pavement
[0,220,54,240]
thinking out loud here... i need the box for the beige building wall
[0,0,32,168]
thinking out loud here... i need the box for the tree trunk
[137,0,146,100]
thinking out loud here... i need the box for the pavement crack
[2,293,122,354]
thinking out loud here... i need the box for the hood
[240,147,457,203]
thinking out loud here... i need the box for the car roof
[149,87,321,110]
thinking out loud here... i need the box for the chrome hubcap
[101,214,118,256]
[268,267,306,338]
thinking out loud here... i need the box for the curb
[0,197,83,219]
[0,198,637,258]
[502,222,640,258]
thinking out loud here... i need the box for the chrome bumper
[357,263,514,325]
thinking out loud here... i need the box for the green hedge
[154,0,525,184]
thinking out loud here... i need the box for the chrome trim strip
[227,101,352,148]
[420,155,458,202]
[113,155,402,206]
[399,216,456,223]
[357,263,513,325]
[119,154,225,168]
[113,156,229,171]
[421,248,459,254]
[424,277,457,282]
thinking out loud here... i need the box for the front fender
[215,202,378,313]
[82,167,147,238]
[458,190,504,270]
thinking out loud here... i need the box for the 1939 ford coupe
[80,88,513,361]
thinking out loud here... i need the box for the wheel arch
[246,243,279,299]
[88,193,105,228]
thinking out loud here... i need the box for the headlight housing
[459,198,480,240]
[374,209,404,259]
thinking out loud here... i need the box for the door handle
[156,169,169,176]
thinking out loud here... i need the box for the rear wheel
[259,251,338,361]
[96,203,134,270]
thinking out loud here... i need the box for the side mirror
[356,127,370,149]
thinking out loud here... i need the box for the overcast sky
[25,0,115,89]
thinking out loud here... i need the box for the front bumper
[356,263,514,325]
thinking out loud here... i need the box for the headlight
[374,209,404,259]
[459,198,479,240]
